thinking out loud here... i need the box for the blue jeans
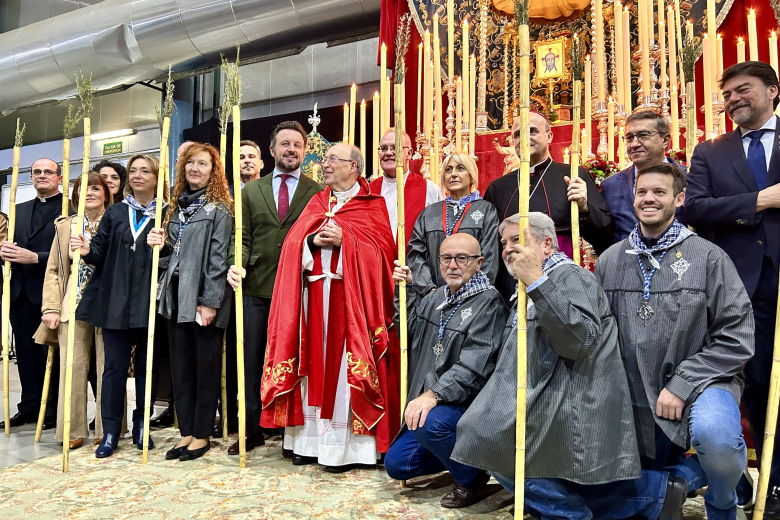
[385,404,483,486]
[642,387,745,520]
[492,471,668,520]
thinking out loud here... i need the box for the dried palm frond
[219,47,242,133]
[681,30,701,84]
[62,105,81,140]
[570,33,584,82]
[154,65,176,132]
[14,118,26,148]
[771,0,780,28]
[394,14,412,84]
[75,69,94,120]
[514,0,528,26]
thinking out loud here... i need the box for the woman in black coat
[147,143,233,461]
[72,153,170,458]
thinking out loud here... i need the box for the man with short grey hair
[239,140,264,185]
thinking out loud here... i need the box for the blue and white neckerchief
[123,195,166,252]
[75,213,102,306]
[434,270,492,359]
[625,219,694,320]
[511,251,574,327]
[174,195,207,255]
[444,190,481,235]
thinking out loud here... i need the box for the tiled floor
[0,357,165,469]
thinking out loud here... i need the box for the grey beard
[504,259,517,279]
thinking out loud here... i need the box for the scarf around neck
[440,269,492,308]
[626,219,693,269]
[122,194,167,218]
[445,190,481,215]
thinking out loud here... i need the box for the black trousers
[225,295,271,437]
[10,292,58,420]
[101,328,157,434]
[743,255,780,486]
[167,316,223,439]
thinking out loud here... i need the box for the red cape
[260,177,400,452]
[369,173,428,250]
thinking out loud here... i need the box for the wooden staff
[222,332,228,441]
[63,118,91,472]
[218,55,232,443]
[514,0,530,516]
[680,32,699,169]
[569,35,583,266]
[36,105,80,444]
[3,118,25,435]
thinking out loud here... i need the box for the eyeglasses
[378,146,411,154]
[438,254,480,267]
[321,156,354,166]
[32,169,58,177]
[622,131,662,143]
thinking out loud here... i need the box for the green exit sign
[103,141,123,155]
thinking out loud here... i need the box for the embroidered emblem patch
[670,257,690,281]
[461,307,473,321]
[470,210,484,224]
[204,203,216,215]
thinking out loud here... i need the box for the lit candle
[373,92,380,178]
[671,85,680,149]
[564,147,570,164]
[618,126,626,168]
[432,124,440,183]
[447,0,455,79]
[385,74,392,134]
[615,1,624,107]
[659,19,667,90]
[596,0,605,102]
[469,54,476,154]
[702,33,714,138]
[608,97,615,162]
[581,129,589,164]
[343,103,350,144]
[771,31,779,76]
[623,7,632,112]
[380,43,388,134]
[349,84,357,145]
[462,19,469,129]
[360,99,366,160]
[417,43,423,131]
[639,0,651,99]
[737,36,746,63]
[667,7,678,95]
[585,56,592,149]
[424,44,432,139]
[748,9,758,61]
[707,0,716,84]
[456,77,463,151]
[434,36,443,138]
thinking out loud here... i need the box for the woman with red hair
[148,143,234,461]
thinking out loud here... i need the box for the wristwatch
[433,391,443,404]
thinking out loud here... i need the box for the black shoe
[166,443,189,460]
[95,433,119,458]
[0,412,35,429]
[324,463,375,474]
[150,407,174,429]
[212,418,238,438]
[228,434,265,455]
[88,418,96,431]
[292,454,318,466]
[42,418,56,431]
[282,448,294,460]
[179,442,210,461]
[736,471,754,511]
[132,418,154,450]
[764,487,780,520]
[658,475,688,520]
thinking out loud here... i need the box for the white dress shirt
[381,172,443,240]
[740,115,776,169]
[271,168,301,209]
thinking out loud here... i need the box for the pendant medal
[131,241,136,252]
[638,302,654,320]
[174,239,182,255]
[433,342,444,358]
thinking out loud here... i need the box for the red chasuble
[260,178,400,452]
[369,172,428,250]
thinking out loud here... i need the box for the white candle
[456,77,462,151]
[447,0,455,79]
[349,84,357,145]
[373,92,380,177]
[434,35,443,137]
[564,147,570,164]
[469,54,476,154]
[585,55,592,147]
[462,19,469,126]
[343,103,349,143]
[596,0,605,102]
[702,34,713,138]
[667,7,677,93]
[417,44,423,131]
[771,31,779,76]
[623,7,632,112]
[615,2,624,107]
[737,36,746,63]
[608,97,615,162]
[671,85,680,149]
[659,19,667,90]
[716,34,726,134]
[748,9,758,61]
[707,0,717,84]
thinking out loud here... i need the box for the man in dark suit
[0,157,63,429]
[226,121,323,455]
[484,112,613,302]
[600,111,687,243]
[686,61,780,516]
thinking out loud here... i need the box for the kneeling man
[385,233,507,508]
[451,212,687,520]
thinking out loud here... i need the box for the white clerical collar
[333,181,360,201]
[384,171,410,184]
[273,168,301,180]
[739,115,777,137]
[37,192,60,203]
[530,156,551,173]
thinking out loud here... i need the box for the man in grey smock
[384,233,507,509]
[595,162,754,520]
[452,212,687,520]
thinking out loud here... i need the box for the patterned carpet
[0,428,709,520]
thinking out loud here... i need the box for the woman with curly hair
[92,159,127,203]
[71,153,170,458]
[147,143,234,461]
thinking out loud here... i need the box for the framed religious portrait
[532,37,571,85]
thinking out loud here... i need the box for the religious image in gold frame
[533,37,568,83]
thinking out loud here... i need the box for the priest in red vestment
[261,143,399,472]
[369,129,442,248]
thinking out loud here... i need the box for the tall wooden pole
[62,118,90,472]
[142,116,169,464]
[570,36,583,266]
[395,83,408,414]
[221,332,228,441]
[514,0,530,515]
[3,119,24,436]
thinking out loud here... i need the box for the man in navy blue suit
[686,61,780,517]
[600,111,686,243]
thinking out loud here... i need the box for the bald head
[323,143,364,192]
[177,141,194,162]
[439,233,484,294]
[512,112,553,165]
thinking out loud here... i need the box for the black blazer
[10,193,64,307]
[685,116,780,298]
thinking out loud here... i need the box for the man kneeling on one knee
[385,233,507,508]
[450,213,688,520]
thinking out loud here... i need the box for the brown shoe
[440,471,490,509]
[227,434,265,455]
[282,448,294,460]
[93,437,101,445]
[68,438,84,450]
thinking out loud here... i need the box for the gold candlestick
[444,78,457,154]
[413,129,424,160]
[417,133,431,178]
[595,102,609,159]
[502,30,512,130]
[476,0,489,132]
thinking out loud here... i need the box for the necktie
[745,128,771,190]
[277,174,291,221]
